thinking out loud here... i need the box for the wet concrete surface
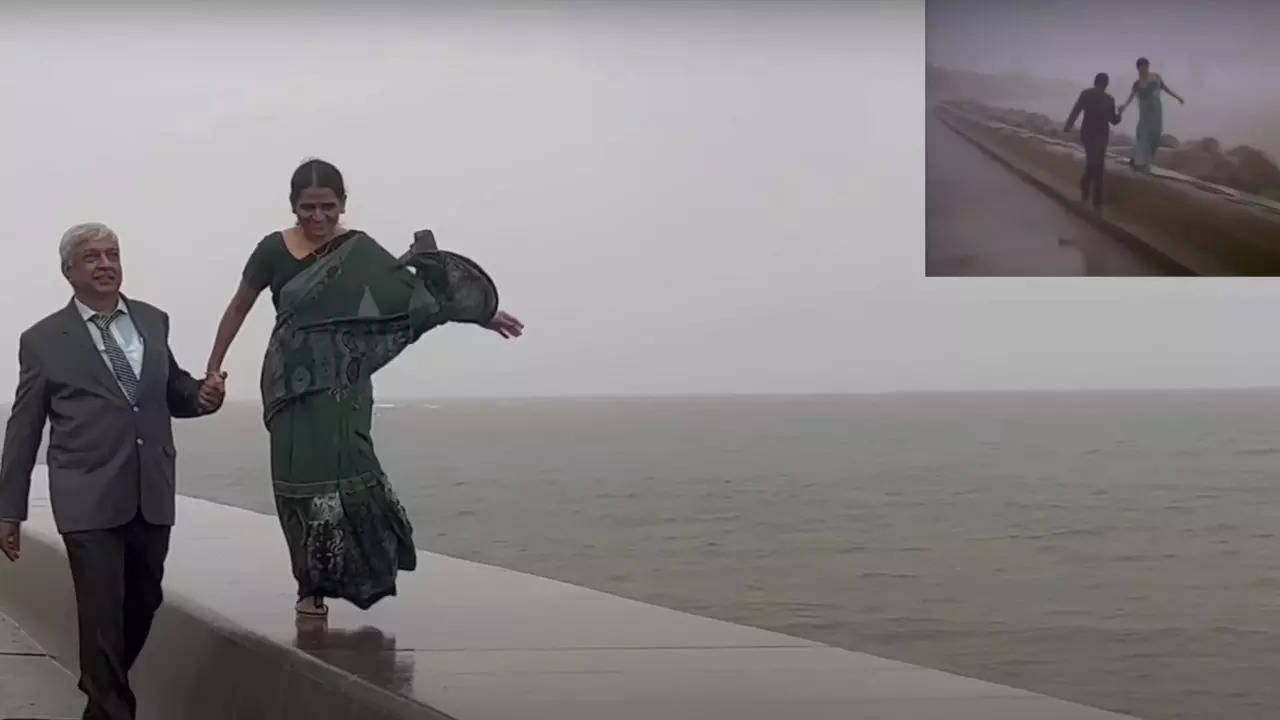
[926,112,1173,276]
[0,610,80,720]
[0,469,1138,719]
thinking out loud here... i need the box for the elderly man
[0,223,225,720]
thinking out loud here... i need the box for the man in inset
[1064,72,1124,209]
[0,222,226,719]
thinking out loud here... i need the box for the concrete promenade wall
[1,468,1137,719]
[934,102,1280,277]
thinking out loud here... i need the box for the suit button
[136,438,144,446]
[132,406,139,413]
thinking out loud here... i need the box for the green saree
[260,231,497,609]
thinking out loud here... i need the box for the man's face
[64,235,122,297]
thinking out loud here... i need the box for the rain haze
[12,6,1280,719]
[927,0,1280,158]
[3,0,1280,399]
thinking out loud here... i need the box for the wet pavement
[926,111,1173,276]
[1,469,1138,719]
[0,610,80,720]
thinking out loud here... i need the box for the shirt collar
[74,296,127,322]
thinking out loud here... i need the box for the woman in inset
[1119,57,1184,171]
[205,159,525,617]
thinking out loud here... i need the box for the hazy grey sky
[3,1,1280,399]
[927,0,1280,154]
[928,0,1280,80]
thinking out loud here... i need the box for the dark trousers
[1080,135,1108,206]
[62,512,171,720]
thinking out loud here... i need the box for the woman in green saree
[1119,57,1185,171]
[205,159,524,617]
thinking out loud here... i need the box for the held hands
[199,370,228,413]
[0,520,19,562]
[485,310,525,339]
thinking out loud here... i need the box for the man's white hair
[59,222,118,269]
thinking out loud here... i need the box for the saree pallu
[260,232,497,608]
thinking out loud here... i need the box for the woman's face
[1137,63,1149,77]
[293,186,344,241]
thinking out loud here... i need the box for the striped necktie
[91,311,139,403]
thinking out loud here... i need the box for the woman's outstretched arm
[1118,87,1136,111]
[484,310,525,339]
[1161,78,1184,104]
[205,282,261,375]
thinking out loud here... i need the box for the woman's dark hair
[1136,57,1150,69]
[289,158,346,207]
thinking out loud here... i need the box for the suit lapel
[59,300,129,405]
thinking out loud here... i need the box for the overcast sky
[3,1,1280,400]
[927,0,1280,154]
[928,0,1280,79]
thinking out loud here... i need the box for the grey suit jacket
[0,297,215,533]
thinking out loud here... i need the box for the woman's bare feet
[295,595,328,618]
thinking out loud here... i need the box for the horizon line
[191,385,1280,403]
[4,386,1278,408]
